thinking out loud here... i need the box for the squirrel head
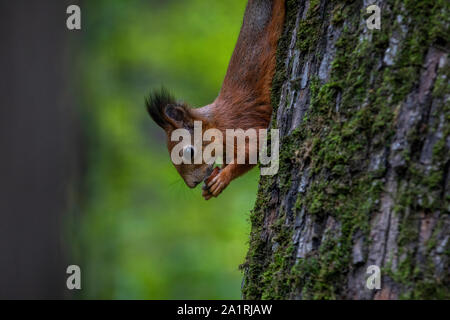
[146,88,215,188]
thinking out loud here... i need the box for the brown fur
[147,0,285,199]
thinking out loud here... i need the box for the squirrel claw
[205,169,230,198]
[202,167,226,200]
[204,167,220,184]
[202,189,213,200]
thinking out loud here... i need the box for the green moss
[270,0,301,122]
[388,218,449,299]
[296,0,323,53]
[331,2,345,26]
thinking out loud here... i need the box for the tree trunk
[242,0,449,299]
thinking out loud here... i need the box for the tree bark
[242,0,449,299]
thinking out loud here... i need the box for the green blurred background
[69,0,259,299]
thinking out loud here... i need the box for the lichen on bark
[242,0,449,299]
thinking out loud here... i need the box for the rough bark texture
[242,0,449,299]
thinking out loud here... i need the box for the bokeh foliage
[71,0,258,299]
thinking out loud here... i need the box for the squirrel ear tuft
[145,87,177,129]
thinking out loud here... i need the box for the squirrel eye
[182,145,195,163]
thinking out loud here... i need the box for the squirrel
[146,0,285,200]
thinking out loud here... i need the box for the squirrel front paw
[202,167,230,200]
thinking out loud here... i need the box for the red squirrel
[146,0,285,200]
